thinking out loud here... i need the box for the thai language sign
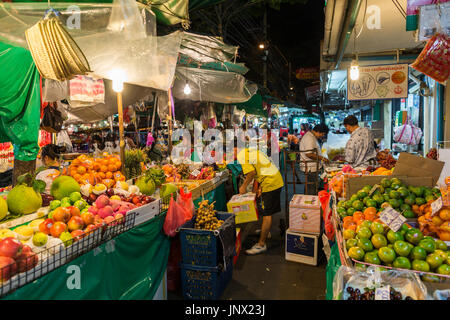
[347,64,409,101]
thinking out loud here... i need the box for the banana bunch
[194,200,224,230]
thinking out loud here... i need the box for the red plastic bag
[164,195,191,237]
[411,33,450,84]
[318,190,335,241]
[177,188,194,219]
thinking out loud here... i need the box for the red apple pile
[120,195,155,207]
[0,237,38,281]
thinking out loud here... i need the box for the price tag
[431,197,443,217]
[380,207,407,232]
[369,184,380,196]
[320,172,327,180]
[375,286,390,300]
[191,169,201,177]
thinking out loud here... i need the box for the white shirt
[299,131,322,172]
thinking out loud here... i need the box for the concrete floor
[169,165,328,300]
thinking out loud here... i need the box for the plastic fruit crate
[179,212,235,267]
[180,260,233,300]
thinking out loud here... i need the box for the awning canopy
[235,93,266,117]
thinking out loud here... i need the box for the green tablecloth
[193,182,227,212]
[2,213,170,300]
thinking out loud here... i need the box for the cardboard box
[394,152,445,186]
[227,193,258,224]
[285,229,320,266]
[289,194,321,234]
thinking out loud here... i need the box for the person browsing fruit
[237,145,284,255]
[343,115,377,167]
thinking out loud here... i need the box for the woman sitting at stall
[36,144,66,193]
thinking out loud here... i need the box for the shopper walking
[237,144,284,255]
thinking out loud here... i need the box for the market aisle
[221,178,327,300]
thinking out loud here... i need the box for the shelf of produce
[0,207,49,230]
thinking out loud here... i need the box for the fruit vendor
[35,144,65,194]
[237,145,284,255]
[299,123,329,195]
[343,115,377,167]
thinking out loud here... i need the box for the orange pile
[342,207,383,231]
[68,154,125,187]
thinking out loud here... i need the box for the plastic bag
[40,102,64,133]
[393,122,422,146]
[411,33,450,84]
[164,195,191,237]
[333,266,428,300]
[42,79,69,102]
[56,130,73,153]
[69,75,105,105]
[176,188,194,220]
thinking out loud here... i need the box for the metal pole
[263,4,268,88]
[117,91,125,173]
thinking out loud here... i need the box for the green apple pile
[337,177,442,219]
[345,223,450,276]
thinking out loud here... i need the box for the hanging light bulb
[349,59,360,81]
[184,82,191,95]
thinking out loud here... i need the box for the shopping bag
[176,188,194,220]
[393,120,422,146]
[40,102,64,133]
[164,195,191,237]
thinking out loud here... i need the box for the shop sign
[418,2,450,40]
[347,64,409,101]
[296,67,320,80]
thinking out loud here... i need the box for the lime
[346,239,358,249]
[402,210,415,218]
[390,178,402,185]
[357,227,372,239]
[366,199,378,208]
[364,251,381,265]
[393,257,411,269]
[337,200,346,208]
[389,190,400,199]
[383,194,391,202]
[380,178,392,188]
[391,183,402,191]
[360,220,372,229]
[69,191,82,204]
[372,234,388,249]
[357,238,374,252]
[436,264,450,276]
[434,250,448,261]
[388,199,400,208]
[378,247,396,264]
[426,253,444,269]
[405,229,423,245]
[352,200,364,211]
[348,246,365,261]
[435,240,448,251]
[387,230,404,244]
[412,259,430,272]
[350,194,359,202]
[363,197,371,205]
[410,246,427,260]
[400,203,411,211]
[397,187,410,198]
[373,194,384,205]
[343,229,356,240]
[411,187,424,197]
[425,194,435,203]
[337,207,347,218]
[370,222,384,235]
[362,185,372,193]
[404,195,416,206]
[49,200,61,211]
[346,207,356,216]
[415,197,426,206]
[393,240,413,257]
[357,190,368,199]
[419,239,436,254]
[344,201,353,209]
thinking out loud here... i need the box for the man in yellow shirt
[237,147,284,255]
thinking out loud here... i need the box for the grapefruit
[7,185,42,215]
[50,176,81,200]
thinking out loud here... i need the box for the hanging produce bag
[69,75,105,105]
[176,188,194,219]
[40,102,64,133]
[411,33,450,84]
[393,119,422,146]
[164,195,191,237]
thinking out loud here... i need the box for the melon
[135,177,156,196]
[0,197,7,220]
[51,176,81,200]
[7,185,42,215]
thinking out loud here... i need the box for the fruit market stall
[325,153,450,300]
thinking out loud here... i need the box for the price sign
[320,172,327,180]
[380,207,407,232]
[375,286,390,300]
[191,169,201,177]
[431,197,443,217]
[369,184,381,196]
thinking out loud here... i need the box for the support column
[383,100,392,150]
[445,85,450,142]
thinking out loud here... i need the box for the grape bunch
[345,286,414,300]
[376,149,397,170]
[194,200,224,231]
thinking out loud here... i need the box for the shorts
[259,187,282,216]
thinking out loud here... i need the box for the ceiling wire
[391,0,406,19]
